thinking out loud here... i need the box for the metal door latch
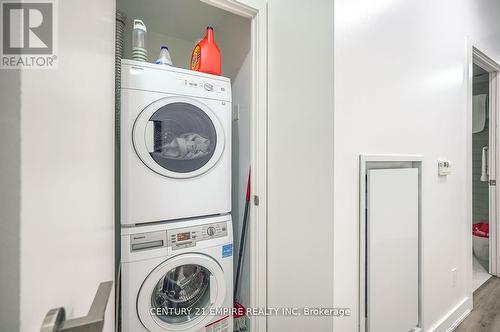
[490,179,496,186]
[40,281,113,332]
[254,195,260,206]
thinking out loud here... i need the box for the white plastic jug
[132,19,147,62]
[155,45,173,66]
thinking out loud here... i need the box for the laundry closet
[116,0,252,331]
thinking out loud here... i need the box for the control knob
[207,226,216,236]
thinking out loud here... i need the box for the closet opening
[115,0,267,331]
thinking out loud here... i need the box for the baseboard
[427,297,472,332]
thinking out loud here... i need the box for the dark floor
[455,276,500,331]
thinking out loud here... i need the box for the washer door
[137,254,226,332]
[133,96,225,179]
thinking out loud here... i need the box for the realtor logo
[1,0,57,68]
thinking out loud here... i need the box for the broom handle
[234,169,251,302]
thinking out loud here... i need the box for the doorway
[471,62,492,290]
[469,48,500,295]
[114,0,268,331]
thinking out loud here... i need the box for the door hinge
[490,179,496,186]
[254,195,260,206]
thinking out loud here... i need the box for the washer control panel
[167,221,228,250]
[130,230,167,252]
[129,221,228,252]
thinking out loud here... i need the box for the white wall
[18,0,115,330]
[0,63,21,332]
[267,0,335,331]
[122,27,194,70]
[231,51,252,307]
[333,0,500,331]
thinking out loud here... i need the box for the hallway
[455,277,500,331]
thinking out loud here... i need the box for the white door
[367,168,419,332]
[137,253,226,332]
[133,96,225,179]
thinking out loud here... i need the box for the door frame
[467,46,500,302]
[200,1,268,331]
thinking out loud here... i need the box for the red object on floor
[473,222,489,238]
[233,302,246,319]
[190,27,221,76]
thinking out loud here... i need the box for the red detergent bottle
[190,26,221,75]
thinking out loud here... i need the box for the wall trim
[427,297,471,332]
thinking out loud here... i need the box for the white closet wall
[231,51,252,306]
[122,28,194,70]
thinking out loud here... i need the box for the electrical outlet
[452,267,457,287]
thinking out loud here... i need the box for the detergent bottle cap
[206,26,215,42]
[133,19,147,32]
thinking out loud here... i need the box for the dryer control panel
[183,78,228,96]
[121,60,232,102]
[168,221,228,250]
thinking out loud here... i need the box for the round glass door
[152,264,210,324]
[133,97,225,179]
[137,254,226,331]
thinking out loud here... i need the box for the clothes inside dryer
[152,264,211,324]
[149,102,218,173]
[160,133,210,160]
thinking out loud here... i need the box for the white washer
[121,60,232,226]
[121,215,233,332]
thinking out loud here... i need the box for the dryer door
[133,96,225,179]
[137,253,227,331]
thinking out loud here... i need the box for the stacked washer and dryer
[120,59,234,332]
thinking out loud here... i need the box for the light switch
[438,160,452,176]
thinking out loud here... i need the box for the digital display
[177,232,191,241]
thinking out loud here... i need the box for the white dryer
[121,60,231,226]
[121,215,233,332]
